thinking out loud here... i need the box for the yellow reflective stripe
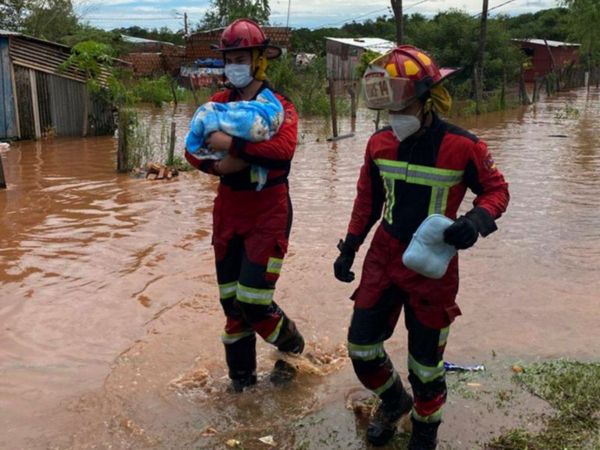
[374,371,399,396]
[412,408,443,423]
[266,317,285,343]
[375,159,408,169]
[438,327,449,347]
[405,172,462,188]
[383,178,395,224]
[267,257,283,275]
[375,159,463,188]
[347,342,385,361]
[408,354,445,384]
[428,186,449,215]
[236,283,274,305]
[219,281,238,299]
[222,330,254,344]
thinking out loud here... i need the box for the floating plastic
[444,361,485,372]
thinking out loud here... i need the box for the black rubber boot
[225,334,257,392]
[408,418,440,450]
[367,381,414,446]
[275,318,305,354]
[230,374,257,392]
[270,319,304,385]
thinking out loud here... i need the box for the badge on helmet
[362,45,460,111]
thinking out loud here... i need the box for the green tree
[60,40,131,106]
[198,0,270,30]
[561,0,600,67]
[22,0,78,41]
[0,0,29,31]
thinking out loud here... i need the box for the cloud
[75,0,559,30]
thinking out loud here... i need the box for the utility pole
[286,0,292,28]
[390,0,404,44]
[475,0,489,115]
[184,12,189,36]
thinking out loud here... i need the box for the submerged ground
[1,88,599,449]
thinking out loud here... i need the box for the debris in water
[201,426,218,437]
[512,364,524,373]
[169,367,214,394]
[225,438,241,448]
[444,362,485,372]
[131,163,179,181]
[258,435,276,446]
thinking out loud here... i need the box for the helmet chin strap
[252,48,268,81]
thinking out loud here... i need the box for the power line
[320,0,431,29]
[472,0,520,17]
[322,7,391,28]
[85,17,201,21]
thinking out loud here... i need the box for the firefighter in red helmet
[185,19,304,392]
[334,46,509,448]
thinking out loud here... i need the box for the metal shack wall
[0,37,18,140]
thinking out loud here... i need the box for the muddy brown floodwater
[1,88,599,450]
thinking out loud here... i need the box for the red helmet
[362,45,460,110]
[214,19,282,59]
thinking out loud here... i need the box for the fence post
[328,78,338,139]
[167,120,176,166]
[500,69,506,110]
[117,109,128,173]
[519,67,530,105]
[0,152,6,189]
[474,64,482,115]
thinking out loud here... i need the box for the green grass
[487,359,600,450]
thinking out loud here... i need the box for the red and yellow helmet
[362,45,460,111]
[214,19,282,59]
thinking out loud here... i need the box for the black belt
[221,175,288,191]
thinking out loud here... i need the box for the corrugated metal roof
[0,29,21,37]
[325,37,396,54]
[121,35,175,46]
[512,38,580,48]
[0,29,71,49]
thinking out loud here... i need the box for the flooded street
[1,87,599,449]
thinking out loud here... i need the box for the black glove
[334,238,357,283]
[444,207,497,250]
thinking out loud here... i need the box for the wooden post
[500,68,506,110]
[532,78,540,103]
[117,109,128,173]
[29,69,41,139]
[328,78,338,139]
[390,0,404,44]
[475,0,489,115]
[167,120,176,166]
[0,152,6,189]
[348,83,357,132]
[188,76,199,106]
[474,64,482,114]
[519,67,530,105]
[82,95,89,137]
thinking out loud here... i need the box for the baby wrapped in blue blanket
[185,88,284,190]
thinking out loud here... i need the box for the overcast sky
[75,0,559,31]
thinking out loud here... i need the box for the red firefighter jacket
[347,113,509,248]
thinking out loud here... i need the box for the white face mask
[225,64,253,88]
[389,113,422,142]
